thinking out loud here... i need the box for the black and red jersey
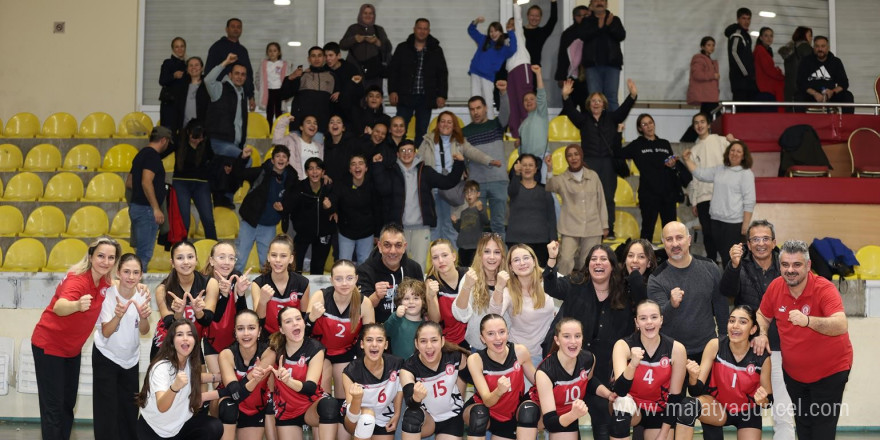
[152,272,211,350]
[622,333,675,412]
[473,342,525,422]
[529,349,594,415]
[310,287,362,357]
[227,341,270,416]
[708,336,768,414]
[254,271,310,335]
[273,338,325,420]
[428,268,467,345]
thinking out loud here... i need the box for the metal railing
[719,101,880,115]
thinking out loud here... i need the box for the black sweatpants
[784,369,850,440]
[32,344,81,440]
[92,344,140,440]
[136,413,223,440]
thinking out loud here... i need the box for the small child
[451,180,490,267]
[384,278,427,359]
[259,42,289,126]
[467,16,517,119]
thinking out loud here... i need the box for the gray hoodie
[398,156,424,227]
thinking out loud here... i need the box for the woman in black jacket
[290,157,335,275]
[158,37,188,136]
[330,154,381,264]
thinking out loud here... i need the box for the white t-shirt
[140,360,193,438]
[266,60,284,89]
[93,285,148,369]
[300,141,321,173]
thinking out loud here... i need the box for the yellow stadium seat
[629,159,639,176]
[194,207,239,240]
[0,238,47,272]
[99,143,139,172]
[248,112,271,139]
[3,113,41,138]
[40,112,77,138]
[61,143,102,171]
[109,208,131,239]
[63,206,109,238]
[855,245,880,280]
[21,143,62,171]
[162,153,175,172]
[614,177,637,207]
[44,239,89,272]
[82,172,126,202]
[0,143,24,171]
[272,112,291,137]
[39,172,84,202]
[550,146,567,175]
[652,216,681,244]
[77,112,116,138]
[406,117,416,140]
[117,112,154,138]
[262,147,273,164]
[548,115,580,142]
[0,205,24,237]
[1,172,43,201]
[507,148,520,172]
[194,239,219,264]
[116,239,135,256]
[20,206,66,237]
[606,211,640,243]
[233,181,250,204]
[148,245,172,273]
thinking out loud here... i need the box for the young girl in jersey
[491,244,554,368]
[136,319,223,439]
[453,234,508,350]
[400,321,471,440]
[425,239,468,348]
[681,306,772,440]
[610,300,688,440]
[253,235,311,338]
[464,314,539,440]
[467,16,517,119]
[342,324,404,440]
[217,310,274,440]
[532,318,617,439]
[203,241,252,385]
[92,253,152,440]
[260,42,289,126]
[308,259,376,402]
[268,307,339,440]
[152,241,220,360]
[385,278,428,359]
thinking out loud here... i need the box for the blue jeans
[172,179,216,240]
[586,66,622,111]
[338,233,374,265]
[210,138,242,158]
[235,221,277,272]
[478,180,508,240]
[129,203,158,265]
[431,189,459,245]
[396,94,432,147]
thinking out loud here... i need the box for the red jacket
[687,53,719,105]
[754,44,785,102]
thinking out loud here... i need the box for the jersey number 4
[643,369,654,384]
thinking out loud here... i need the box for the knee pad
[516,401,540,428]
[468,404,490,437]
[401,406,425,434]
[218,399,239,425]
[675,396,701,427]
[353,413,376,439]
[612,394,637,416]
[609,409,634,438]
[317,396,341,424]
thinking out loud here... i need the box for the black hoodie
[724,22,757,95]
[388,33,449,107]
[356,247,424,323]
[797,51,849,96]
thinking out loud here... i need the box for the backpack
[809,237,859,280]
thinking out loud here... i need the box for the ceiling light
[517,0,529,4]
[759,11,776,18]
[750,31,759,37]
[287,41,301,47]
[274,0,290,5]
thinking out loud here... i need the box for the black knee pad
[218,399,239,425]
[676,396,701,427]
[609,410,633,438]
[317,396,341,424]
[401,406,425,434]
[468,404,490,437]
[516,401,540,428]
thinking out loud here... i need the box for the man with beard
[357,223,425,323]
[796,35,854,113]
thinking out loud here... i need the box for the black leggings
[92,345,139,440]
[266,88,284,127]
[136,413,223,440]
[295,237,332,275]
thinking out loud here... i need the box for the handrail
[719,101,880,115]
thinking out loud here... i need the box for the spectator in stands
[754,240,853,440]
[235,145,297,273]
[280,46,337,140]
[560,77,637,240]
[687,36,721,118]
[463,93,510,238]
[204,53,249,159]
[619,114,691,241]
[356,121,393,169]
[796,35,855,113]
[323,115,354,183]
[523,0,558,66]
[689,112,735,264]
[517,65,550,166]
[719,219,796,439]
[31,236,122,440]
[754,27,785,103]
[419,111,498,244]
[178,56,205,130]
[779,26,813,105]
[357,223,425,324]
[273,114,323,177]
[172,120,217,240]
[340,3,392,90]
[507,154,556,267]
[503,2,532,139]
[579,0,626,111]
[544,144,607,275]
[351,85,391,136]
[725,7,758,101]
[467,16,517,120]
[257,42,289,126]
[555,5,590,113]
[388,18,449,147]
[127,126,173,265]
[386,115,409,150]
[290,158,335,275]
[324,42,364,127]
[159,37,188,137]
[205,18,255,111]
[331,154,381,264]
[683,140,756,268]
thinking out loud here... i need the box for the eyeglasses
[399,148,415,154]
[212,255,237,263]
[748,236,773,244]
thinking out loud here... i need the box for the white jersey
[343,353,403,426]
[402,351,464,422]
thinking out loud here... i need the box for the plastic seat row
[1,112,153,139]
[0,142,139,172]
[0,237,135,272]
[0,172,125,202]
[0,205,112,238]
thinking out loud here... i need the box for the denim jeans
[210,138,242,158]
[477,180,508,240]
[338,233,374,265]
[235,221,277,272]
[396,94,432,146]
[129,203,158,265]
[586,66,622,111]
[430,189,459,245]
[172,179,216,240]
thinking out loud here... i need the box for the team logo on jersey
[445,364,455,375]
[580,370,589,381]
[746,364,756,375]
[513,361,521,371]
[801,305,811,315]
[100,287,108,297]
[660,357,670,368]
[389,370,398,381]
[297,356,307,367]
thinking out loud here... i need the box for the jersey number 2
[335,324,346,337]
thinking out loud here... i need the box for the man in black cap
[127,126,173,266]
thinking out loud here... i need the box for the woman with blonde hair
[452,234,508,350]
